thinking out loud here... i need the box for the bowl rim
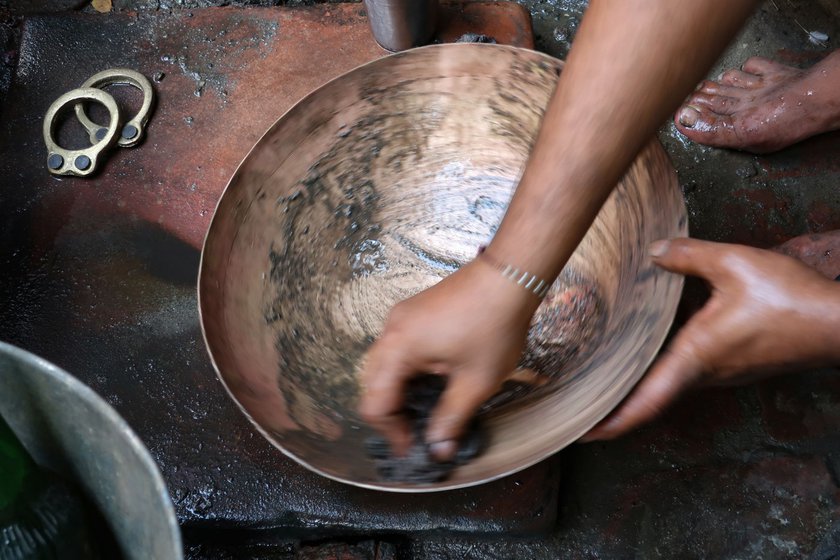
[197,42,687,493]
[0,340,184,557]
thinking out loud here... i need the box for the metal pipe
[363,0,439,52]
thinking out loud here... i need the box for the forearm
[488,0,758,285]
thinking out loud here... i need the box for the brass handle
[43,87,120,177]
[74,68,155,148]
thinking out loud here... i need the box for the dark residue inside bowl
[523,276,608,378]
[364,375,486,484]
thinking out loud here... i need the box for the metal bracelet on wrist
[476,246,551,299]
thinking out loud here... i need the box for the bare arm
[488,0,758,281]
[361,0,759,458]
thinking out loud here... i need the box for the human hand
[582,238,840,442]
[359,259,540,460]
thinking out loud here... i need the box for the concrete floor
[1,1,839,558]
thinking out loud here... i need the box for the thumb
[425,372,499,461]
[650,237,729,281]
[580,334,705,442]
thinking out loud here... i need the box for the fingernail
[677,105,701,128]
[426,421,448,445]
[429,440,457,462]
[649,240,670,258]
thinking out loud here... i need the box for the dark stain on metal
[364,376,487,484]
[523,276,607,379]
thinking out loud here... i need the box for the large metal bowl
[0,341,182,558]
[199,44,687,492]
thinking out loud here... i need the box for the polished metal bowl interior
[199,44,687,492]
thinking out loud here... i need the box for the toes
[741,56,794,76]
[718,69,762,88]
[686,91,741,115]
[674,105,744,149]
[675,104,704,129]
[696,79,743,97]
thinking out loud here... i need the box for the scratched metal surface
[199,44,686,492]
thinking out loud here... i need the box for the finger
[359,343,415,453]
[359,339,415,417]
[425,372,500,461]
[579,342,704,442]
[649,238,731,281]
[365,413,414,457]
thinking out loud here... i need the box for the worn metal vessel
[0,342,183,559]
[363,0,439,51]
[199,44,687,492]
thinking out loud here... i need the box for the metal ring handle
[74,68,155,148]
[43,87,120,177]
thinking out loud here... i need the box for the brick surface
[402,452,840,559]
[757,371,840,443]
[297,541,396,560]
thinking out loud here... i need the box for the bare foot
[774,230,840,280]
[674,51,840,153]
